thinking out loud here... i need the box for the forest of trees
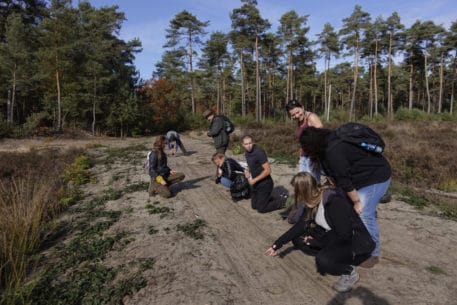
[1,0,457,137]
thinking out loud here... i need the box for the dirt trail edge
[5,134,456,305]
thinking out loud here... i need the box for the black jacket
[273,188,374,256]
[322,132,391,192]
[148,149,171,179]
[221,158,244,181]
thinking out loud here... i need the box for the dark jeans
[251,177,281,213]
[149,172,185,198]
[175,137,187,153]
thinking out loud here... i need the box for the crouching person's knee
[315,253,332,275]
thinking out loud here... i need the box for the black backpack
[331,122,385,154]
[230,173,250,201]
[217,115,234,134]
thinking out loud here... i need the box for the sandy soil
[2,133,456,305]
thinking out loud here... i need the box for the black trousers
[251,177,281,213]
[293,237,370,276]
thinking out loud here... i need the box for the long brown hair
[290,172,327,222]
[153,135,167,161]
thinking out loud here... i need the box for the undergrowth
[99,144,147,167]
[176,219,207,240]
[23,192,150,305]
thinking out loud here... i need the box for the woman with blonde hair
[266,172,374,293]
[148,135,185,198]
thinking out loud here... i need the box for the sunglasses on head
[286,100,302,111]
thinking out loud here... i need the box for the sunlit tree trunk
[409,63,414,110]
[424,51,431,113]
[438,53,444,113]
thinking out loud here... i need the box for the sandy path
[3,134,456,305]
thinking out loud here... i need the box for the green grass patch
[397,189,429,209]
[64,155,93,185]
[100,144,148,166]
[123,182,148,194]
[176,219,207,240]
[425,265,447,275]
[145,203,173,218]
[437,179,457,192]
[147,225,159,235]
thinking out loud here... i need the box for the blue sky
[88,0,456,80]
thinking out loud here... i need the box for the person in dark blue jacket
[266,172,374,293]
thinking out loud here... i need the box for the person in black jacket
[265,172,374,293]
[148,135,185,198]
[211,153,245,188]
[204,109,229,154]
[299,126,391,268]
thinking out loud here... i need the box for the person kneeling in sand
[265,172,375,293]
[211,153,245,188]
[148,135,185,198]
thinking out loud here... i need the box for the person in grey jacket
[166,130,188,155]
[204,109,228,154]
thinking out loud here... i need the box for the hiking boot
[333,267,360,293]
[359,256,379,268]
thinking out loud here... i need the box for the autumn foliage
[141,78,183,131]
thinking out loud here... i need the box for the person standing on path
[148,135,185,198]
[242,135,284,213]
[165,130,188,155]
[204,109,229,154]
[285,99,323,179]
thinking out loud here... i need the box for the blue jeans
[299,156,320,182]
[357,178,391,257]
[220,177,232,188]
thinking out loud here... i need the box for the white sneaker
[333,267,360,292]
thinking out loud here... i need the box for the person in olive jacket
[265,172,374,293]
[204,109,229,154]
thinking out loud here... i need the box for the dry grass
[0,149,82,302]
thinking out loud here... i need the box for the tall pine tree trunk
[255,35,261,122]
[92,76,97,136]
[438,53,444,113]
[56,68,62,132]
[387,33,393,118]
[424,51,431,113]
[349,42,359,121]
[409,63,414,110]
[286,47,292,103]
[374,40,378,118]
[189,34,195,114]
[240,49,246,117]
[10,67,17,125]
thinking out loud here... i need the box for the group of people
[264,99,391,292]
[147,101,391,293]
